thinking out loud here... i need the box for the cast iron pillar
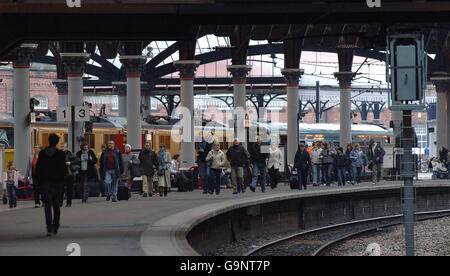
[120,55,146,151]
[174,60,200,168]
[432,72,450,150]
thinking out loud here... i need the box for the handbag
[2,195,7,205]
[130,163,141,178]
[70,164,81,173]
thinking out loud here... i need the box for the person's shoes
[34,204,39,208]
[106,196,111,201]
[149,193,153,197]
[9,206,13,208]
[232,192,238,195]
[53,229,58,235]
[143,193,148,197]
[202,191,208,194]
[112,198,117,202]
[208,191,213,195]
[303,185,307,190]
[47,232,53,237]
[250,187,255,192]
[66,204,71,207]
[262,190,265,193]
[164,188,168,197]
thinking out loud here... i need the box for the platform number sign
[57,106,90,122]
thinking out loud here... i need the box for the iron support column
[61,53,89,153]
[227,65,252,143]
[13,44,37,172]
[120,56,146,151]
[174,60,200,168]
[432,73,450,150]
[282,69,303,165]
[334,72,355,147]
[53,79,68,106]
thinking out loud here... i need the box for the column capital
[12,43,38,68]
[227,64,252,83]
[430,72,450,93]
[119,55,147,77]
[281,68,304,86]
[334,72,356,88]
[174,60,200,80]
[60,53,90,76]
[52,79,67,95]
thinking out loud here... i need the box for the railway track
[244,209,450,256]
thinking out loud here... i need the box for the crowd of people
[1,132,388,236]
[293,139,385,190]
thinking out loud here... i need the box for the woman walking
[350,143,367,185]
[76,142,98,203]
[122,144,140,190]
[2,161,25,208]
[267,142,282,189]
[61,142,80,207]
[157,143,171,197]
[206,142,226,195]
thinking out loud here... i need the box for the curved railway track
[244,209,450,256]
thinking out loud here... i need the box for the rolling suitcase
[117,182,131,201]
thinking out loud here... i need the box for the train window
[160,135,171,150]
[0,127,14,149]
[85,134,95,149]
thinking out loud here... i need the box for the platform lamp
[386,33,427,256]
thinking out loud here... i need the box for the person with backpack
[334,147,349,186]
[226,138,250,195]
[320,142,334,186]
[122,144,140,191]
[249,136,270,193]
[294,143,311,190]
[367,139,385,184]
[60,142,80,207]
[206,142,226,195]
[35,134,66,236]
[138,140,159,197]
[76,142,98,203]
[100,140,123,202]
[350,143,367,185]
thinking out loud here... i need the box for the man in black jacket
[249,136,269,193]
[196,135,214,194]
[294,143,311,190]
[36,133,66,236]
[138,140,159,197]
[226,138,250,194]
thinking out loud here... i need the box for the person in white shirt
[310,142,323,186]
[206,142,226,195]
[267,142,282,189]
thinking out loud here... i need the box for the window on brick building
[112,96,119,111]
[33,95,48,110]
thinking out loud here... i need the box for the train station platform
[0,180,449,256]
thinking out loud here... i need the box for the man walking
[35,134,66,236]
[367,139,385,184]
[100,140,124,202]
[294,143,311,190]
[138,141,158,197]
[196,134,214,194]
[249,136,269,193]
[226,138,250,195]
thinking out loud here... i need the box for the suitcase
[88,179,100,197]
[289,178,299,190]
[117,182,131,201]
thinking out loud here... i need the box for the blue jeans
[352,166,362,184]
[104,169,119,199]
[6,184,16,207]
[199,162,210,193]
[210,168,222,195]
[312,164,322,185]
[251,163,266,191]
[337,167,346,185]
